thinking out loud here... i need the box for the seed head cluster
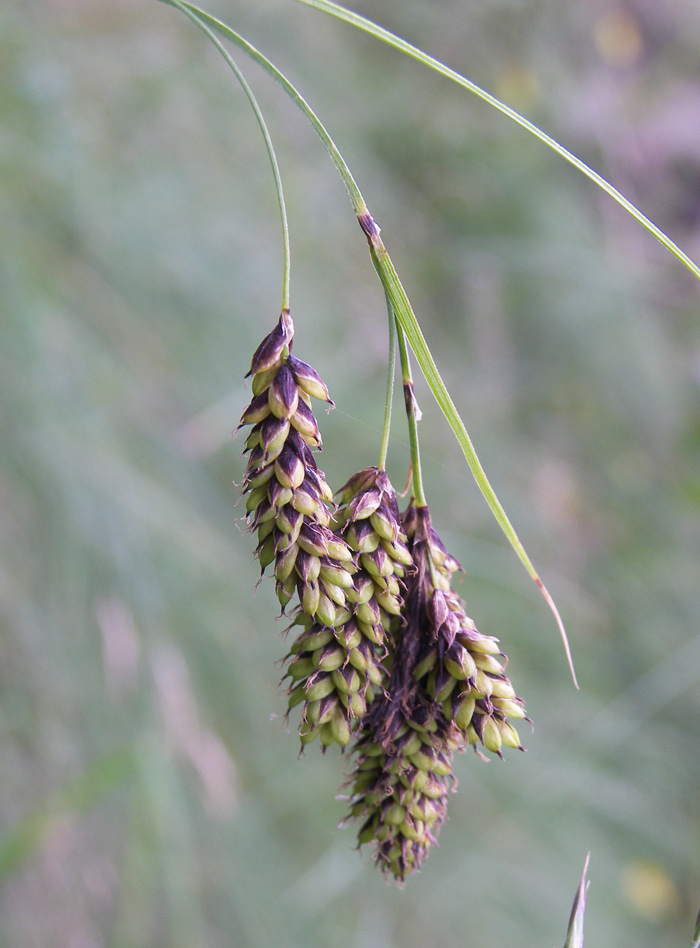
[239,313,529,881]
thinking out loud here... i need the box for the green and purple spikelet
[239,313,529,880]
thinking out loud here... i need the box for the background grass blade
[691,908,700,948]
[563,854,591,948]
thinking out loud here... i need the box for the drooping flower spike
[344,502,528,879]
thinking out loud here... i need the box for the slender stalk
[164,0,291,309]
[377,291,397,471]
[393,302,426,508]
[297,0,700,284]
[159,0,367,217]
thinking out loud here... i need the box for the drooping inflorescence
[343,503,528,880]
[239,312,529,880]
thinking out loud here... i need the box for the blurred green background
[2,0,700,945]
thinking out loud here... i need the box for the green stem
[297,0,700,284]
[164,0,291,309]
[377,291,397,472]
[393,304,426,508]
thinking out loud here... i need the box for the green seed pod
[349,522,380,553]
[287,683,306,708]
[304,673,335,702]
[312,643,345,672]
[295,550,321,584]
[276,573,297,608]
[380,537,413,567]
[287,655,315,681]
[347,646,368,672]
[239,392,272,426]
[320,580,347,607]
[474,669,494,698]
[489,677,516,699]
[326,538,354,562]
[315,592,337,627]
[331,666,361,695]
[444,649,477,681]
[400,731,423,757]
[245,462,276,490]
[473,652,505,676]
[333,607,352,627]
[413,650,438,680]
[358,820,379,845]
[482,717,503,755]
[245,484,268,513]
[357,620,383,646]
[375,588,402,616]
[287,354,332,403]
[268,364,299,419]
[464,634,501,655]
[498,720,523,749]
[302,581,321,617]
[422,775,448,799]
[352,576,375,604]
[454,695,476,730]
[297,530,326,559]
[305,699,322,724]
[432,754,452,777]
[356,599,381,626]
[408,749,436,772]
[330,708,352,746]
[255,518,275,542]
[251,362,280,396]
[465,724,480,745]
[369,507,398,541]
[289,400,321,443]
[492,697,527,719]
[260,417,291,462]
[319,722,336,747]
[319,564,354,588]
[257,535,276,571]
[274,452,305,490]
[383,803,405,825]
[399,819,420,842]
[291,486,320,519]
[296,627,334,651]
[275,504,302,536]
[435,675,458,703]
[299,726,320,746]
[268,480,294,510]
[340,689,367,717]
[274,542,298,582]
